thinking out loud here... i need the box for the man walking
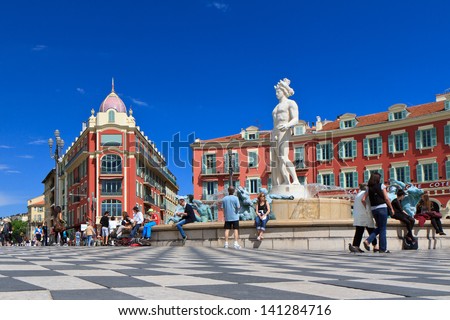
[100,211,110,245]
[175,197,196,244]
[222,186,241,249]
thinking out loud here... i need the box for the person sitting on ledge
[390,189,416,243]
[415,194,446,236]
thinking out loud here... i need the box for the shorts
[101,227,109,237]
[224,220,239,230]
[36,234,42,241]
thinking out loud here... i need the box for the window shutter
[432,163,439,181]
[377,137,382,155]
[234,153,239,172]
[416,164,423,182]
[402,110,407,119]
[202,154,207,174]
[316,144,323,161]
[257,179,262,193]
[405,166,411,183]
[224,180,229,191]
[245,179,250,192]
[445,100,450,110]
[445,125,450,145]
[446,161,450,180]
[363,139,369,156]
[316,174,323,184]
[338,142,344,159]
[211,154,216,173]
[388,135,394,153]
[379,169,385,183]
[244,132,249,140]
[352,172,358,188]
[389,168,396,181]
[339,121,345,129]
[224,153,229,173]
[352,119,356,127]
[364,170,369,182]
[388,112,394,121]
[415,131,422,149]
[339,172,345,188]
[214,182,218,194]
[330,173,335,186]
[202,182,207,196]
[403,132,409,151]
[268,177,272,192]
[352,140,357,158]
[328,144,334,160]
[431,128,437,147]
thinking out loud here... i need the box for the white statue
[271,78,300,186]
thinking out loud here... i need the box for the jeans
[142,221,156,238]
[430,217,444,233]
[129,223,141,238]
[392,212,415,238]
[255,216,269,231]
[352,226,377,247]
[86,235,92,247]
[366,207,388,251]
[176,219,188,238]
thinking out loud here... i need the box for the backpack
[403,237,418,250]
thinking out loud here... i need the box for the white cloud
[28,139,47,145]
[76,87,85,94]
[17,155,34,159]
[32,45,47,51]
[131,98,149,107]
[0,145,13,149]
[208,2,229,12]
[6,170,21,174]
[0,164,9,171]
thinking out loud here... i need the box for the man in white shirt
[129,206,144,239]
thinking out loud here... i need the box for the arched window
[101,199,122,217]
[101,154,122,174]
[108,110,115,123]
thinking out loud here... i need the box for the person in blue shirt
[222,186,241,249]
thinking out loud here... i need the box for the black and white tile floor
[1,246,450,300]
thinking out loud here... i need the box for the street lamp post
[48,130,64,208]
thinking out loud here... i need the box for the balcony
[295,159,307,170]
[201,194,216,201]
[143,195,155,205]
[201,166,240,176]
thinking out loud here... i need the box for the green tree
[11,219,28,243]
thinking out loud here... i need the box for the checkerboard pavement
[1,245,450,300]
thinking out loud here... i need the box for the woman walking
[362,172,394,253]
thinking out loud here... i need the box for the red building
[57,84,179,228]
[192,92,450,221]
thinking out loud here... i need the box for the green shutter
[388,135,394,153]
[328,144,334,160]
[388,112,394,121]
[202,182,207,196]
[431,128,437,147]
[405,166,411,182]
[211,155,216,173]
[338,142,344,159]
[214,182,218,194]
[316,144,323,161]
[224,180,229,191]
[402,110,407,119]
[352,119,356,127]
[316,174,323,184]
[446,161,450,180]
[224,153,229,173]
[445,126,450,145]
[339,172,345,188]
[364,170,369,182]
[389,168,395,181]
[268,177,272,192]
[340,121,345,129]
[379,169,384,183]
[330,173,335,186]
[415,131,422,149]
[244,132,249,140]
[432,163,439,181]
[403,132,409,151]
[445,101,450,110]
[202,154,207,174]
[234,153,239,172]
[377,137,382,155]
[417,164,423,182]
[352,140,357,158]
[257,179,262,193]
[352,172,358,188]
[363,139,368,156]
[245,179,250,192]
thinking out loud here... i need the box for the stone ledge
[145,220,450,251]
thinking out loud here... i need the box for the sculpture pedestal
[271,184,307,199]
[271,198,352,220]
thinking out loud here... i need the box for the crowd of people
[349,172,446,253]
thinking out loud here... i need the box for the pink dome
[99,91,127,113]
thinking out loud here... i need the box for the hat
[147,208,154,212]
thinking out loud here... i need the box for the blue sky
[1,0,450,217]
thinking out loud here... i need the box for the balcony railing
[201,166,240,175]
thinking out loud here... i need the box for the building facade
[49,83,178,230]
[26,195,45,238]
[192,92,450,221]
